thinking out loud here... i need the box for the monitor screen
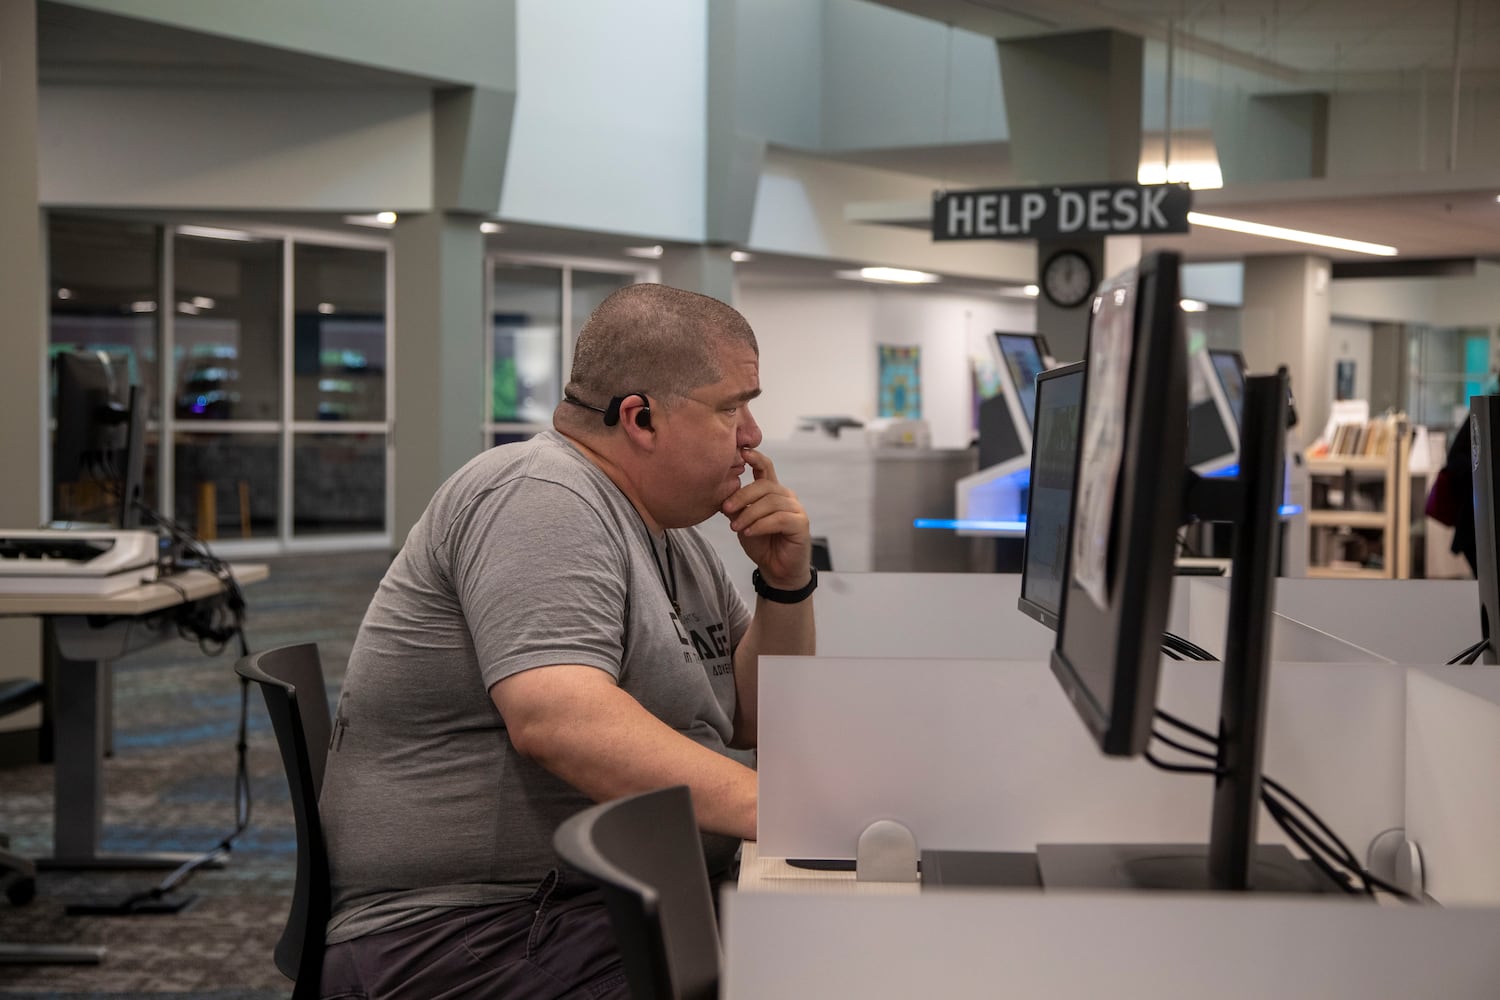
[995,334,1049,431]
[52,349,145,527]
[1209,349,1248,428]
[1019,362,1085,629]
[1186,349,1238,474]
[1051,251,1187,757]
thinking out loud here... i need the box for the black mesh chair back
[553,785,720,1000]
[235,643,332,999]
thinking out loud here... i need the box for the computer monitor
[1045,251,1318,892]
[52,349,147,527]
[1209,349,1248,428]
[1018,362,1084,630]
[1052,254,1186,757]
[1186,348,1239,477]
[995,333,1051,432]
[1471,395,1500,664]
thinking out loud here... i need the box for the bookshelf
[1305,414,1411,579]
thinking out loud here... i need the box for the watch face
[1042,251,1096,308]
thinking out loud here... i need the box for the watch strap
[752,566,818,604]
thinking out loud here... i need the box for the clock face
[1042,250,1096,308]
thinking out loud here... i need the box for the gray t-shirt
[321,430,753,943]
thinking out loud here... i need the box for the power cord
[1149,709,1422,902]
[1447,637,1489,665]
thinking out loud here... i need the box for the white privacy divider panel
[721,890,1500,1000]
[757,655,1405,863]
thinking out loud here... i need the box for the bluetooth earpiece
[634,402,652,429]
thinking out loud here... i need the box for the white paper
[1071,273,1137,610]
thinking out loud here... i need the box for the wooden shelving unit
[1305,416,1411,579]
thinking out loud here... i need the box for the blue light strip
[914,517,1027,532]
[1279,504,1304,517]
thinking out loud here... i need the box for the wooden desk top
[737,841,918,896]
[0,562,269,617]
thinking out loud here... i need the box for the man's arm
[491,663,758,840]
[728,591,815,748]
[721,446,816,748]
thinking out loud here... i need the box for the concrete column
[391,213,486,544]
[0,0,45,757]
[705,0,764,249]
[998,30,1143,361]
[1241,255,1334,447]
[659,246,737,305]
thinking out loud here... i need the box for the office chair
[0,678,105,965]
[234,643,332,1000]
[553,785,720,1000]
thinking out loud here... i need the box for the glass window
[48,216,161,420]
[174,231,283,422]
[173,430,280,540]
[292,244,387,422]
[293,432,386,535]
[569,270,634,359]
[491,263,562,424]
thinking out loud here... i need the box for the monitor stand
[1035,843,1342,894]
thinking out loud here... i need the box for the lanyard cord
[645,527,680,615]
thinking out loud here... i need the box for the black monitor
[1044,251,1321,893]
[52,350,147,527]
[1052,254,1186,757]
[1018,362,1084,630]
[1471,395,1500,664]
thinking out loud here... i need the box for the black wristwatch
[752,566,818,604]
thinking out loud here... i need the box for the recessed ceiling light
[318,302,336,315]
[730,250,753,263]
[480,221,503,234]
[1022,284,1039,297]
[190,296,215,309]
[1180,299,1208,312]
[177,224,255,242]
[176,301,200,315]
[1188,212,1397,256]
[838,266,940,284]
[56,288,72,300]
[129,300,157,313]
[624,245,664,259]
[344,214,395,229]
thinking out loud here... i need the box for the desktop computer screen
[1043,251,1319,893]
[1018,362,1084,630]
[1209,349,1248,428]
[1051,253,1187,757]
[1186,348,1239,477]
[52,350,146,528]
[995,333,1050,432]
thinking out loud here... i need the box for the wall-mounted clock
[1040,249,1096,309]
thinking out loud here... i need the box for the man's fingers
[741,446,778,483]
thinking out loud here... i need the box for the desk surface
[0,563,269,617]
[738,841,917,896]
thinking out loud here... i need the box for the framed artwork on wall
[878,345,922,418]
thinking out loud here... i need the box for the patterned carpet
[0,550,390,998]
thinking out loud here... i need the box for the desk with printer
[0,527,266,869]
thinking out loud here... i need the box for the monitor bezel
[1018,360,1085,631]
[1050,251,1188,757]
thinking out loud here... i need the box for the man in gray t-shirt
[318,283,816,998]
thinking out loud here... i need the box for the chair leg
[198,481,218,541]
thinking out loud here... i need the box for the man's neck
[557,429,664,537]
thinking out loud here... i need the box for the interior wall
[39,87,433,210]
[735,280,1035,449]
[56,0,518,89]
[498,0,708,241]
[1329,318,1374,403]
